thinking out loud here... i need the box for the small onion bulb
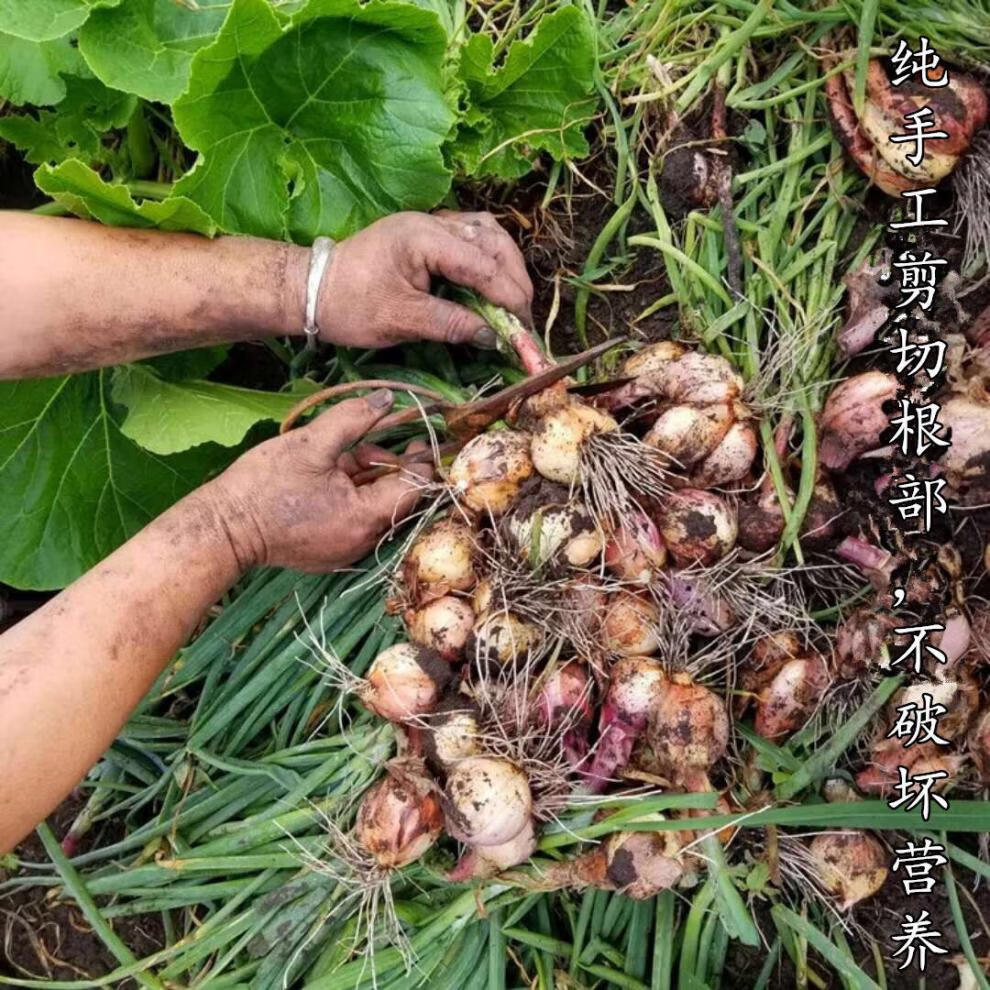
[531,403,618,485]
[448,430,534,516]
[362,643,450,722]
[443,757,533,847]
[602,592,660,656]
[355,759,444,869]
[507,502,603,568]
[472,609,543,665]
[808,830,888,911]
[754,654,829,741]
[424,704,481,770]
[657,489,737,566]
[690,419,758,488]
[403,519,477,602]
[647,673,730,788]
[406,596,475,661]
[604,513,667,584]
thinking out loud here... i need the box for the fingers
[354,443,399,471]
[435,211,533,320]
[296,391,394,462]
[409,293,492,346]
[425,215,533,324]
[358,440,432,529]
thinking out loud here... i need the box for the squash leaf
[78,0,229,104]
[450,6,597,180]
[0,372,236,590]
[172,0,455,241]
[111,365,318,455]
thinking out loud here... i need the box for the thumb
[298,391,394,461]
[412,294,498,348]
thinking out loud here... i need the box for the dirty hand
[316,210,534,348]
[206,390,430,573]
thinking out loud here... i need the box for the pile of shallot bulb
[826,55,990,270]
[307,316,989,920]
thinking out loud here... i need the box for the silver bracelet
[303,236,335,350]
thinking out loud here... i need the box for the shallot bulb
[891,675,978,741]
[406,596,475,661]
[443,757,532,847]
[403,519,477,603]
[808,830,888,911]
[602,592,660,656]
[576,831,684,899]
[448,819,538,881]
[663,351,744,406]
[584,656,665,791]
[740,631,801,698]
[663,572,735,636]
[754,654,829,741]
[833,608,897,680]
[355,758,444,869]
[534,661,593,728]
[855,737,966,795]
[531,402,618,485]
[828,59,988,194]
[819,371,898,470]
[506,499,603,569]
[536,659,594,768]
[448,430,533,516]
[622,341,687,396]
[937,396,990,493]
[472,609,543,665]
[362,643,452,722]
[801,477,841,550]
[647,672,730,790]
[737,486,787,554]
[643,403,734,469]
[656,489,737,566]
[689,418,758,488]
[424,699,481,771]
[604,513,667,583]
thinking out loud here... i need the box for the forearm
[0,483,247,853]
[0,213,310,379]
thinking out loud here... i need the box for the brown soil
[0,797,164,986]
[457,153,675,357]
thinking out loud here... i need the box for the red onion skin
[835,536,899,590]
[663,572,735,636]
[535,661,594,769]
[826,72,914,196]
[819,371,899,470]
[582,697,644,794]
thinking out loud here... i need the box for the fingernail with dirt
[368,388,393,410]
[473,326,497,349]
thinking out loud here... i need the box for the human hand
[315,211,534,348]
[206,390,430,573]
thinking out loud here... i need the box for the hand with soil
[314,210,534,348]
[0,388,431,854]
[207,390,431,572]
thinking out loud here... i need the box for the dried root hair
[577,427,673,529]
[276,799,416,984]
[953,130,990,280]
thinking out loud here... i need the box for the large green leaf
[0,372,234,590]
[35,158,217,234]
[0,0,119,43]
[0,31,86,105]
[451,6,598,180]
[172,0,455,241]
[78,0,229,104]
[0,74,134,166]
[111,365,316,455]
